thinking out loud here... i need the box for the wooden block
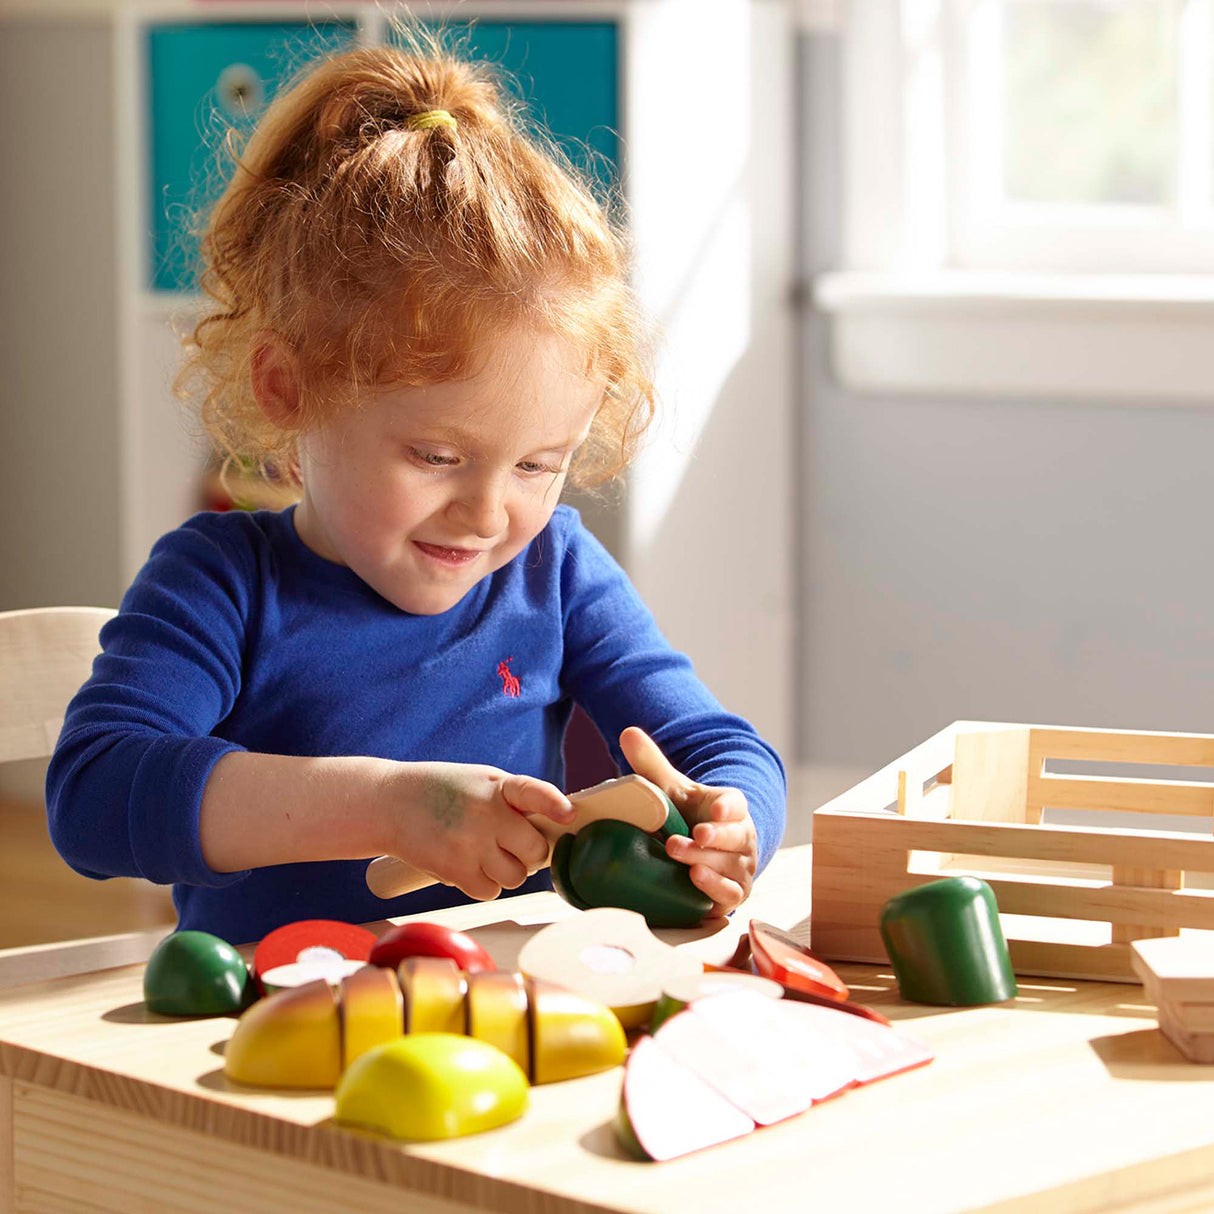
[1157,1003,1214,1064]
[1131,936,1214,1000]
[1163,1001,1214,1034]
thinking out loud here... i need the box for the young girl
[46,39,786,946]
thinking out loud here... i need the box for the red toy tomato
[369,921,496,974]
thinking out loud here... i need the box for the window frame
[816,0,1214,402]
[845,0,1214,274]
[951,0,1214,275]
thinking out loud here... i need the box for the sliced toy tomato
[369,921,496,974]
[748,920,850,1002]
[252,919,377,996]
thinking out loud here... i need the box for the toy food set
[138,905,934,1153]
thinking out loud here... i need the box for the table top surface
[2,841,1214,1214]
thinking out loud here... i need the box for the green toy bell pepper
[879,875,1017,1006]
[549,833,593,911]
[559,819,712,928]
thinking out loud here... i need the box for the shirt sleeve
[45,516,255,888]
[556,513,787,873]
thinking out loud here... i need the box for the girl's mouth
[414,541,481,567]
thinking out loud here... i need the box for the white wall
[625,0,796,760]
[0,22,124,609]
[798,33,1214,772]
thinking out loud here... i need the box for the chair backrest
[0,607,115,765]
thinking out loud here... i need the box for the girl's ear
[250,334,302,426]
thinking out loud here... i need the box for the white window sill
[813,271,1214,403]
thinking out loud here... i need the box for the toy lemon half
[334,1033,528,1141]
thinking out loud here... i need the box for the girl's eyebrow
[410,424,583,453]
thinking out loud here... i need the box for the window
[817,0,1214,400]
[955,0,1214,273]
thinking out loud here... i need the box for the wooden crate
[811,722,1214,983]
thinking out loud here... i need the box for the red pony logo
[497,657,521,698]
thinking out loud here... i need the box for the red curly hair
[177,30,654,490]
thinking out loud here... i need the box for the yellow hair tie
[407,109,458,132]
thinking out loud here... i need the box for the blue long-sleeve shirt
[47,505,786,945]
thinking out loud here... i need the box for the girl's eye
[517,459,560,476]
[410,448,456,468]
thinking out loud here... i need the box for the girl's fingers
[457,869,503,902]
[500,774,574,823]
[703,789,749,821]
[619,727,697,801]
[482,847,529,891]
[687,863,747,914]
[667,835,755,884]
[495,811,553,873]
[689,820,753,853]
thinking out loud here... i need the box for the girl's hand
[381,762,574,901]
[619,727,758,919]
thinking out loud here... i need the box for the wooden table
[3,844,1214,1214]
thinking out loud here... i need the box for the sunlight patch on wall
[623,0,754,561]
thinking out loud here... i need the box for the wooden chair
[0,607,174,972]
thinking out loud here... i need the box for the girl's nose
[451,472,510,538]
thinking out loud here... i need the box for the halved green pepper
[549,833,592,911]
[561,819,712,928]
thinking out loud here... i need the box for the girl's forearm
[198,750,395,872]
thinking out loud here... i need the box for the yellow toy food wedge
[224,958,625,1089]
[224,978,341,1089]
[335,1034,528,1141]
[527,978,627,1085]
[466,971,529,1073]
[341,964,404,1071]
[400,955,467,1034]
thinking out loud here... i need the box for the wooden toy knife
[365,774,682,900]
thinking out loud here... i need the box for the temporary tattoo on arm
[425,781,466,828]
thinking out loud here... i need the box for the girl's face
[293,327,603,615]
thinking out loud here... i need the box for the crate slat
[1028,774,1214,817]
[813,812,1214,872]
[1028,729,1214,767]
[981,878,1214,930]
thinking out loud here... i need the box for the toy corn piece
[878,876,1017,1006]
